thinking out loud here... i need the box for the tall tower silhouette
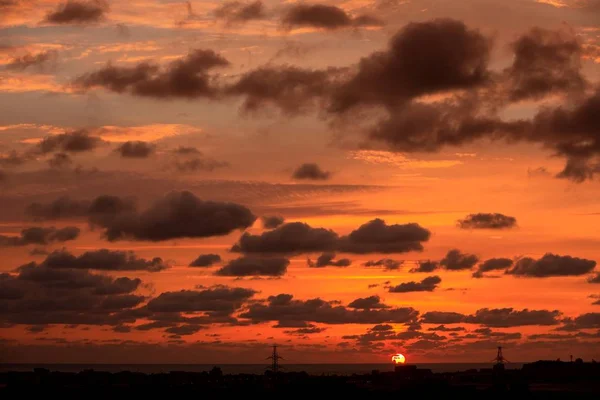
[267,345,283,374]
[493,346,508,365]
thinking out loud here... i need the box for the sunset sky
[1,0,599,364]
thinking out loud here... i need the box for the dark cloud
[172,146,201,155]
[421,311,467,324]
[47,153,73,169]
[472,257,514,278]
[589,273,600,284]
[45,1,108,24]
[27,249,169,272]
[239,294,418,325]
[0,264,143,326]
[347,296,389,310]
[292,163,331,180]
[364,259,402,270]
[0,150,29,168]
[261,215,284,229]
[336,218,430,254]
[465,308,562,327]
[569,313,600,329]
[0,226,80,247]
[74,49,230,99]
[146,285,256,313]
[427,325,466,332]
[330,19,490,112]
[284,325,326,335]
[232,218,429,255]
[5,51,57,71]
[282,4,382,30]
[174,157,230,172]
[505,28,586,102]
[457,213,517,229]
[26,195,136,221]
[165,324,204,336]
[36,130,102,155]
[308,252,351,268]
[388,276,441,293]
[440,249,479,271]
[226,66,339,115]
[410,260,438,273]
[215,256,289,277]
[232,222,338,254]
[189,254,222,268]
[92,191,256,242]
[507,253,596,277]
[115,141,155,158]
[214,1,266,24]
[0,169,6,182]
[422,308,561,327]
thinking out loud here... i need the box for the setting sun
[392,354,406,364]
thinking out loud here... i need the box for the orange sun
[392,353,406,364]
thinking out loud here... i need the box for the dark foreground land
[1,360,599,398]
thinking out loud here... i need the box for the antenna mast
[493,346,509,364]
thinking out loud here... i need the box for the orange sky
[0,0,599,364]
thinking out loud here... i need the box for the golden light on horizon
[392,354,406,364]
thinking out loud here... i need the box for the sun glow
[392,354,406,364]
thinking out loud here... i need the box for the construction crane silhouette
[267,345,283,374]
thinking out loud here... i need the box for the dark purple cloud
[457,213,517,229]
[507,253,597,277]
[45,1,109,25]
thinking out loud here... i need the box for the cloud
[115,141,155,158]
[5,51,57,71]
[465,308,562,327]
[226,66,339,115]
[146,285,256,314]
[589,273,600,283]
[45,1,109,25]
[308,252,351,268]
[505,27,586,101]
[507,253,597,277]
[292,163,331,180]
[330,19,490,113]
[26,249,169,272]
[569,313,600,329]
[472,257,514,278]
[420,311,468,324]
[457,213,517,229]
[172,146,201,156]
[91,191,256,242]
[239,294,418,325]
[337,219,430,254]
[281,4,382,30]
[0,151,29,168]
[36,130,103,155]
[174,157,229,172]
[427,325,466,332]
[232,219,430,255]
[74,49,230,99]
[284,325,326,335]
[410,260,438,273]
[26,195,136,221]
[347,295,389,310]
[440,249,479,271]
[214,1,266,24]
[422,308,562,327]
[364,259,402,270]
[0,264,143,326]
[232,222,338,254]
[388,276,442,293]
[0,226,79,247]
[215,256,289,277]
[261,215,284,229]
[164,324,204,336]
[47,153,73,169]
[189,254,222,268]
